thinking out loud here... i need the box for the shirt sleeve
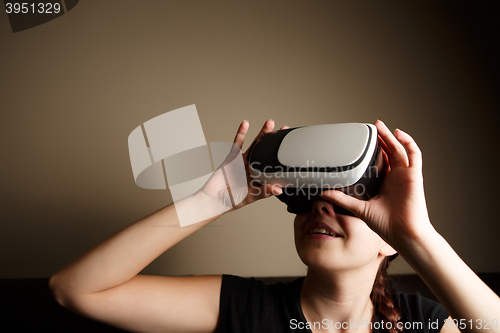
[395,292,449,333]
[219,274,273,333]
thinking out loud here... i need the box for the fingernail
[274,187,283,195]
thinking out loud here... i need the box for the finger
[248,184,282,202]
[244,119,275,154]
[394,129,422,169]
[320,190,369,220]
[375,120,409,167]
[381,148,391,175]
[256,119,275,139]
[279,125,290,130]
[378,134,395,170]
[267,184,283,196]
[233,120,249,149]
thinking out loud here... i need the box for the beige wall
[1,0,498,278]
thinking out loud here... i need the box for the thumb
[260,184,283,199]
[320,190,368,220]
[246,184,282,203]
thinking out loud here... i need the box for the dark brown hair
[371,255,403,333]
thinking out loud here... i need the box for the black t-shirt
[219,274,449,333]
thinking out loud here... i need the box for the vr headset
[246,123,385,215]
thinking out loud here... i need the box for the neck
[300,266,380,332]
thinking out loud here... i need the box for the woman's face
[294,198,391,273]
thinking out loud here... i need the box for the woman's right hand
[196,120,285,214]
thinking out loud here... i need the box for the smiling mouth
[308,227,341,237]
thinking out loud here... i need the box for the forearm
[50,194,221,298]
[398,230,500,333]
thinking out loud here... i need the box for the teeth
[309,227,333,236]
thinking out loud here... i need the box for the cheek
[293,223,303,253]
[293,214,305,241]
[293,214,314,261]
[343,222,384,258]
[330,218,385,265]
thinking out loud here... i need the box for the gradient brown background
[1,0,499,278]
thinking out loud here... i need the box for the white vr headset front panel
[249,124,378,189]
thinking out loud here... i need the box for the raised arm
[48,120,284,333]
[320,120,500,333]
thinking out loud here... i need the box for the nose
[312,199,336,217]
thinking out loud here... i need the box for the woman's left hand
[320,120,436,250]
[323,120,500,332]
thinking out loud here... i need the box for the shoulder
[221,274,304,296]
[220,275,270,314]
[220,275,305,310]
[393,292,449,333]
[219,275,306,333]
[394,292,448,317]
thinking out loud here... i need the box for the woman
[49,120,500,333]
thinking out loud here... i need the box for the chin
[297,243,380,274]
[297,247,351,272]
